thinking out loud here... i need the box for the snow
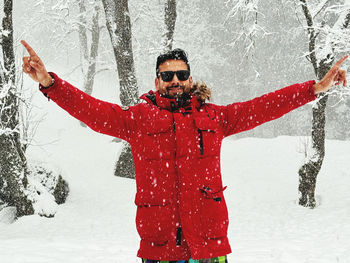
[5,1,350,261]
[1,131,350,262]
[0,207,16,224]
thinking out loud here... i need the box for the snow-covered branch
[224,0,268,60]
[311,0,331,18]
[300,0,318,74]
[317,4,350,62]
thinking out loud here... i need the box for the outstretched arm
[218,80,316,137]
[218,55,348,137]
[21,40,138,142]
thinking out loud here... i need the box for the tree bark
[298,0,325,208]
[0,0,33,217]
[102,0,139,179]
[163,0,177,51]
[78,2,101,127]
[78,2,100,96]
[78,0,89,68]
[298,60,332,208]
[84,5,100,96]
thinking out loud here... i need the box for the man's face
[155,59,193,98]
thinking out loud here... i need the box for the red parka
[40,73,316,260]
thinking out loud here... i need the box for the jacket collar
[140,90,201,114]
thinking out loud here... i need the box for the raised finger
[334,55,349,68]
[21,40,38,57]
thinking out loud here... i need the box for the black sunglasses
[158,70,190,82]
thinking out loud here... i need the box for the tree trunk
[0,135,33,216]
[298,57,332,208]
[78,0,89,70]
[0,0,34,217]
[78,2,100,96]
[84,5,100,96]
[298,0,350,208]
[78,2,101,127]
[298,95,328,208]
[102,0,139,179]
[163,0,177,51]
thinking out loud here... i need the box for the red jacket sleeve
[39,72,138,142]
[217,80,317,137]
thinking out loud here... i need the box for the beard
[165,84,188,98]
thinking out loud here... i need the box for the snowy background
[1,134,350,263]
[1,0,350,262]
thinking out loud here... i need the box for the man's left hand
[313,55,348,94]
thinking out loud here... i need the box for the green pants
[142,255,227,263]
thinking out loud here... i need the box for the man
[21,40,347,263]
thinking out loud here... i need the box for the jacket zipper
[198,129,204,155]
[172,113,182,246]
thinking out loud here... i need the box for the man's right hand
[21,40,52,87]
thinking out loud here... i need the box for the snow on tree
[221,0,349,207]
[28,0,106,128]
[76,0,102,127]
[0,0,34,217]
[297,0,350,208]
[0,0,68,220]
[102,0,139,179]
[163,0,177,52]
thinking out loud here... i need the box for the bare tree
[78,1,101,96]
[224,0,261,58]
[0,0,34,216]
[31,1,105,127]
[102,0,139,179]
[297,0,350,208]
[222,0,275,136]
[163,0,177,51]
[77,1,101,127]
[1,1,70,219]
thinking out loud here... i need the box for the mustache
[167,84,184,89]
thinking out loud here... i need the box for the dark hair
[156,48,190,77]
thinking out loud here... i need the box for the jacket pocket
[198,186,229,239]
[142,118,173,160]
[194,118,220,156]
[145,118,172,135]
[135,199,172,246]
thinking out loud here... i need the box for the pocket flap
[145,118,172,135]
[194,118,218,132]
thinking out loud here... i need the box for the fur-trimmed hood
[191,81,211,102]
[140,81,212,109]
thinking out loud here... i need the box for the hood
[190,81,211,102]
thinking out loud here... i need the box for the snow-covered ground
[1,106,350,262]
